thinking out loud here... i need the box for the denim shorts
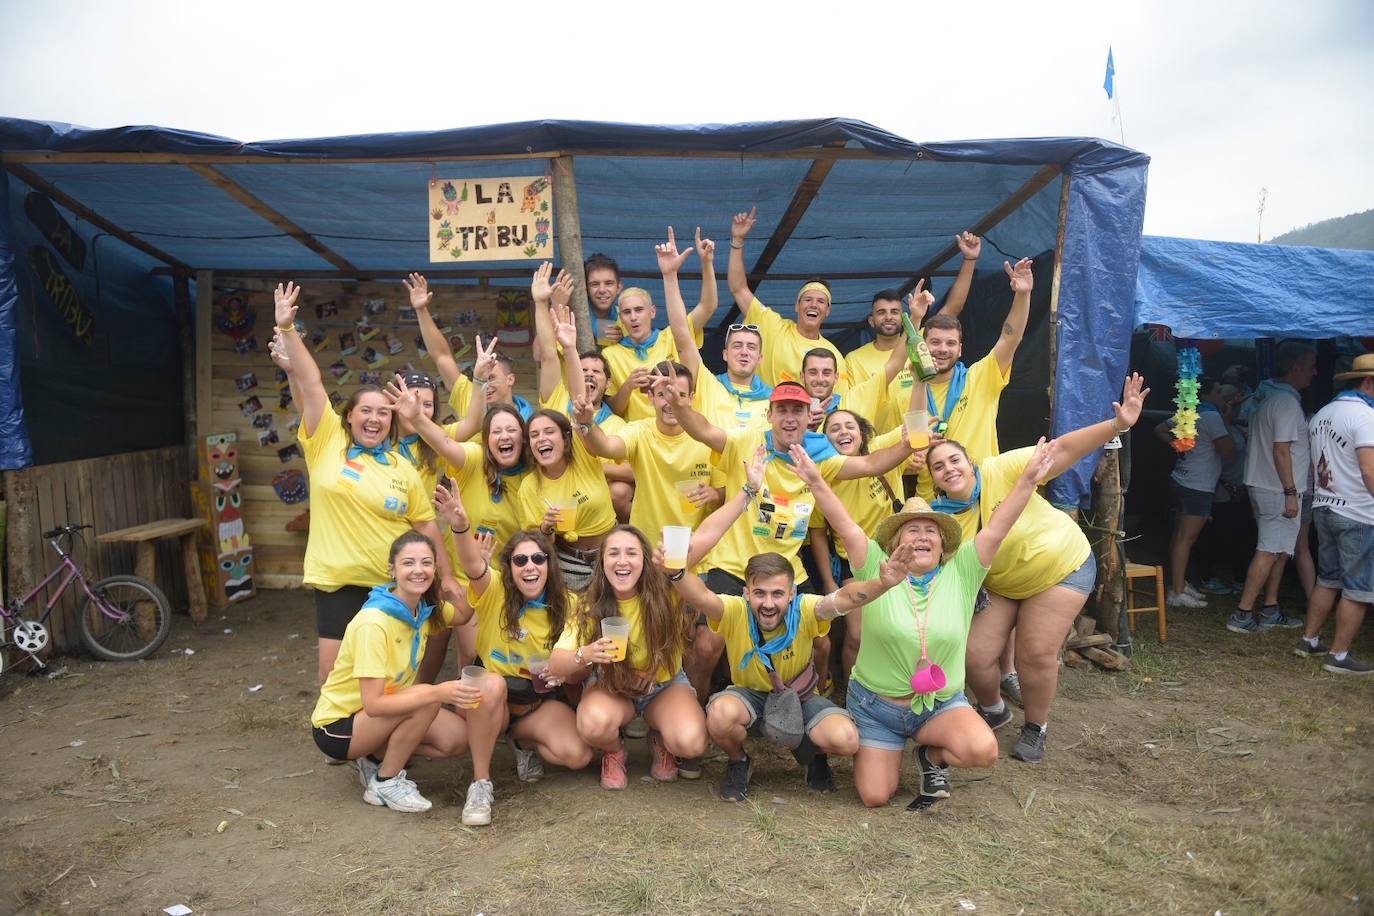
[1057,553,1098,595]
[1170,479,1214,518]
[1314,507,1374,603]
[634,669,692,717]
[846,677,971,751]
[707,685,849,736]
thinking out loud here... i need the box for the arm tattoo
[855,589,870,602]
[1002,321,1014,337]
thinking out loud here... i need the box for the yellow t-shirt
[915,353,1012,500]
[300,418,436,589]
[470,574,576,678]
[709,429,847,582]
[540,380,629,468]
[829,371,889,428]
[745,297,847,391]
[695,371,772,434]
[513,434,616,540]
[444,440,531,584]
[809,427,905,561]
[844,340,906,386]
[617,418,717,537]
[310,600,455,727]
[602,318,704,422]
[710,594,830,692]
[446,374,474,423]
[555,595,680,684]
[942,446,1092,600]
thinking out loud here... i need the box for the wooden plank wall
[2,446,191,652]
[208,277,540,587]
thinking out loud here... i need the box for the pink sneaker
[648,731,679,782]
[600,747,628,790]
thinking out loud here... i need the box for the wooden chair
[1125,562,1167,641]
[98,518,209,621]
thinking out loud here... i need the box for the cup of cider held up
[675,479,700,513]
[600,617,630,662]
[905,409,931,450]
[552,497,578,533]
[662,525,692,571]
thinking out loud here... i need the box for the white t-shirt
[1243,383,1311,495]
[1171,409,1229,493]
[1310,394,1374,526]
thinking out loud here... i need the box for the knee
[674,723,708,758]
[480,674,507,707]
[814,719,859,757]
[692,627,725,661]
[705,701,741,737]
[553,735,595,770]
[963,731,1000,769]
[577,706,619,742]
[857,780,894,808]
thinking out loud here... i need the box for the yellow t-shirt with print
[829,371,889,428]
[513,433,616,540]
[745,297,847,391]
[602,317,704,422]
[445,374,474,429]
[617,418,718,538]
[711,594,831,692]
[470,574,577,678]
[540,379,629,469]
[555,595,680,684]
[844,340,902,386]
[910,353,1011,499]
[709,429,846,583]
[809,426,905,561]
[696,371,772,434]
[300,418,436,589]
[310,600,456,727]
[444,439,531,585]
[941,446,1091,600]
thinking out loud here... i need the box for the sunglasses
[403,372,436,389]
[727,324,760,333]
[511,552,548,568]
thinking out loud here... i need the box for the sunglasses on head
[727,323,760,333]
[403,372,436,389]
[511,552,548,568]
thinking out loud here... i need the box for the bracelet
[742,483,759,502]
[576,422,591,435]
[575,647,593,667]
[962,257,977,262]
[730,242,744,250]
[275,323,298,333]
[1110,419,1127,435]
[668,569,686,582]
[1282,487,1298,496]
[451,524,471,535]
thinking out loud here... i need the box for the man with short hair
[583,252,625,347]
[1294,354,1374,674]
[1230,341,1318,633]
[799,340,907,433]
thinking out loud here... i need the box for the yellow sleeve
[707,594,747,636]
[542,379,569,412]
[745,298,784,340]
[845,373,888,425]
[447,374,473,415]
[350,619,393,680]
[818,454,848,483]
[299,408,345,465]
[468,575,503,623]
[983,447,1033,496]
[800,594,832,639]
[553,612,586,652]
[970,351,1012,396]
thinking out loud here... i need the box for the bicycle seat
[43,524,92,539]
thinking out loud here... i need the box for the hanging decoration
[1170,344,1201,453]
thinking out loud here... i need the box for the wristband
[1110,419,1127,435]
[668,569,686,582]
[824,589,850,616]
[1282,487,1297,496]
[451,524,471,535]
[742,483,759,502]
[730,242,744,250]
[576,422,591,435]
[275,323,298,333]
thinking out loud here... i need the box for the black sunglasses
[403,372,436,389]
[511,552,548,568]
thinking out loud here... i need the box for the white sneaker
[514,746,544,783]
[1183,582,1205,600]
[462,778,495,826]
[357,756,381,805]
[1167,591,1206,609]
[368,769,432,813]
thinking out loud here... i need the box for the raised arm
[662,557,726,621]
[788,445,871,569]
[683,444,765,567]
[530,263,562,399]
[445,335,499,443]
[973,438,1056,567]
[991,257,1033,372]
[938,232,981,320]
[386,374,470,470]
[606,367,645,418]
[814,544,914,621]
[272,282,329,437]
[685,227,719,333]
[1048,372,1149,479]
[658,228,703,377]
[877,286,933,385]
[652,370,728,453]
[572,396,628,460]
[727,206,757,310]
[834,434,914,481]
[549,300,585,409]
[404,273,461,389]
[433,483,490,589]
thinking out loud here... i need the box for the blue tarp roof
[1,117,1150,506]
[1135,235,1374,339]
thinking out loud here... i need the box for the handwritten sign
[29,246,94,345]
[428,176,553,263]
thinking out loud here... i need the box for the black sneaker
[915,745,951,800]
[906,794,942,812]
[978,703,1013,731]
[1293,638,1330,658]
[718,754,752,802]
[677,756,703,780]
[1322,653,1374,676]
[1010,722,1047,763]
[805,753,835,792]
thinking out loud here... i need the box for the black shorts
[312,714,355,760]
[315,585,372,640]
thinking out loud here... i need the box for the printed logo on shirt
[383,496,409,515]
[340,458,365,483]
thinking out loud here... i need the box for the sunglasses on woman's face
[511,552,548,568]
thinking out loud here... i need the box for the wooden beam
[898,163,1062,296]
[1046,174,1072,428]
[150,266,958,282]
[189,164,357,271]
[551,157,592,351]
[195,270,214,451]
[4,163,190,270]
[174,271,196,472]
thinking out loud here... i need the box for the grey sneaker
[677,756,703,780]
[1226,612,1260,634]
[514,746,544,783]
[357,756,381,805]
[1322,653,1374,676]
[1000,671,1024,708]
[978,702,1013,731]
[462,778,495,826]
[1010,722,1047,763]
[368,770,432,812]
[1258,608,1303,630]
[624,715,650,739]
[1293,638,1330,658]
[718,754,752,802]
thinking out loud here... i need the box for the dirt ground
[1,587,1371,916]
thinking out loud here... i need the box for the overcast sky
[2,0,1370,244]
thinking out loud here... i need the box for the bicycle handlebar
[43,523,93,539]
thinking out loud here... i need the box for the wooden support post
[195,271,214,454]
[551,157,591,351]
[133,541,158,638]
[1046,175,1072,430]
[1091,446,1124,642]
[180,532,208,621]
[2,469,36,607]
[174,271,196,472]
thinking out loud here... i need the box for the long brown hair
[482,405,532,500]
[497,530,569,648]
[527,408,574,479]
[577,525,691,697]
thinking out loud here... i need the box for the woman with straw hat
[789,439,1058,810]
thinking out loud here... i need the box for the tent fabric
[1134,235,1374,340]
[0,117,1151,504]
[0,169,32,469]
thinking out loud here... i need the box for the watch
[576,422,591,435]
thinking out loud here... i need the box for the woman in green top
[791,439,1055,810]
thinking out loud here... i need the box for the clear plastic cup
[460,665,486,708]
[552,497,578,533]
[600,616,630,662]
[662,525,692,571]
[905,409,931,450]
[675,479,700,512]
[526,652,553,694]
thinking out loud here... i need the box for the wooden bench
[98,518,209,621]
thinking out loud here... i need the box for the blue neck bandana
[364,584,435,672]
[489,462,527,504]
[568,399,614,425]
[907,566,942,595]
[1336,389,1374,410]
[927,361,969,428]
[618,327,661,360]
[347,442,391,465]
[931,466,982,515]
[741,593,804,672]
[512,395,535,422]
[764,430,839,465]
[396,434,421,464]
[718,372,772,402]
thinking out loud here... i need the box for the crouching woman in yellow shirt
[310,531,506,818]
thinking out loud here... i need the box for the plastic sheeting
[1135,235,1374,339]
[0,170,31,468]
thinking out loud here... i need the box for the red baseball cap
[768,381,811,405]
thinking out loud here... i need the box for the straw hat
[873,497,964,561]
[1334,353,1374,382]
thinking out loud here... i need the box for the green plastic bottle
[903,313,940,382]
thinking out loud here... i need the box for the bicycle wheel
[79,575,173,662]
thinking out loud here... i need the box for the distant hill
[1269,208,1374,250]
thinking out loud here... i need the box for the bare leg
[1015,586,1089,726]
[576,684,635,753]
[809,715,859,758]
[965,593,1018,708]
[1170,514,1208,594]
[1303,584,1340,640]
[1294,520,1315,600]
[1330,597,1370,655]
[685,625,725,706]
[1237,550,1281,610]
[1263,551,1287,607]
[705,693,752,761]
[454,674,507,781]
[509,699,594,770]
[914,706,998,769]
[414,707,471,759]
[853,746,904,807]
[415,629,450,685]
[348,702,441,778]
[999,634,1016,678]
[643,684,708,759]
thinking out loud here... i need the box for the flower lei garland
[1170,345,1201,453]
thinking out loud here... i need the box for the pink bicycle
[0,524,172,683]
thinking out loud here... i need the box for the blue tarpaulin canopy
[0,117,1149,506]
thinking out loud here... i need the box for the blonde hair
[618,287,653,308]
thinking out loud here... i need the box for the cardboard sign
[428,176,553,263]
